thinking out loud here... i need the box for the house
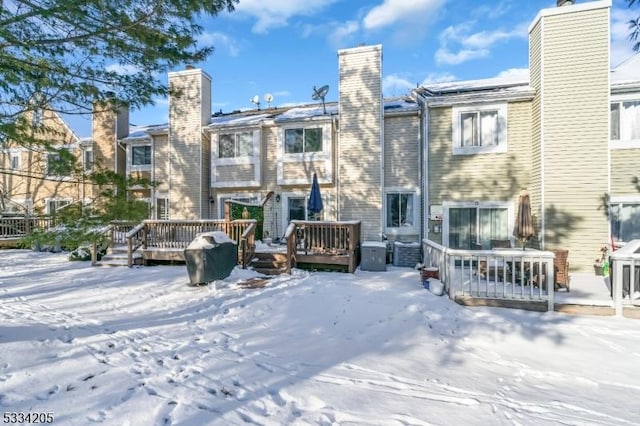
[0,107,94,215]
[2,0,638,274]
[415,0,640,272]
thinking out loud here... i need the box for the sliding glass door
[448,206,508,250]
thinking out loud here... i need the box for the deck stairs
[97,244,142,267]
[250,252,288,275]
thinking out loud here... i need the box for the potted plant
[594,244,609,276]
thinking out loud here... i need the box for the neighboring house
[415,0,640,272]
[0,107,93,215]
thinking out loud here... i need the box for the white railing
[609,239,640,316]
[422,239,555,311]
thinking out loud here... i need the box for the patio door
[287,196,307,222]
[448,206,508,250]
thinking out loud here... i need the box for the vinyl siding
[529,19,543,247]
[539,5,610,271]
[428,101,532,205]
[338,45,383,241]
[215,164,257,182]
[281,161,329,181]
[168,70,211,219]
[384,114,420,187]
[611,149,640,195]
[153,135,170,194]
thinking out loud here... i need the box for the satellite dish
[264,93,273,108]
[250,95,260,110]
[312,85,329,114]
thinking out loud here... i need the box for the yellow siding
[611,150,640,195]
[384,114,420,187]
[428,101,532,205]
[529,19,543,246]
[338,45,382,241]
[540,6,610,271]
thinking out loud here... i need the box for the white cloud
[382,74,415,96]
[435,20,527,66]
[197,32,240,57]
[363,0,446,31]
[610,7,637,67]
[420,72,457,86]
[234,0,339,33]
[495,68,529,80]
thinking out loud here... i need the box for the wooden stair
[250,252,288,275]
[97,244,142,267]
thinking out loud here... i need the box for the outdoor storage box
[361,241,387,271]
[184,231,237,285]
[393,242,422,267]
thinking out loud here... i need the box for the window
[611,202,640,243]
[156,197,169,220]
[47,149,73,176]
[284,128,322,154]
[386,192,414,228]
[131,145,151,166]
[448,206,509,250]
[83,149,93,172]
[287,196,307,222]
[46,199,71,215]
[10,152,20,170]
[611,101,640,141]
[219,132,253,158]
[452,104,507,155]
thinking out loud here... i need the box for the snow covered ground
[1,249,639,425]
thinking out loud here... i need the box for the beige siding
[0,110,87,214]
[281,161,330,181]
[201,131,211,218]
[428,101,532,205]
[539,5,610,271]
[216,164,257,182]
[384,114,420,187]
[338,45,383,241]
[153,135,170,193]
[611,150,640,195]
[529,19,543,247]
[168,69,211,219]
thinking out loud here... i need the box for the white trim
[211,128,261,188]
[442,201,515,249]
[44,197,73,215]
[216,192,262,219]
[276,122,333,185]
[451,103,508,155]
[528,0,611,33]
[280,191,309,233]
[128,143,152,173]
[610,195,640,204]
[9,150,20,170]
[384,187,420,236]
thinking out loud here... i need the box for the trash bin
[184,231,237,285]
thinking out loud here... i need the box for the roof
[611,54,640,91]
[121,123,168,142]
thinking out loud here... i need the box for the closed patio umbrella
[307,173,323,220]
[513,189,535,249]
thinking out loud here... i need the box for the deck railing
[609,239,640,316]
[423,239,555,311]
[122,219,257,268]
[288,220,361,272]
[0,215,57,239]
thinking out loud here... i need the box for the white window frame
[45,197,72,215]
[9,150,20,170]
[276,121,333,185]
[442,201,514,249]
[46,146,73,178]
[83,147,93,172]
[610,94,640,149]
[609,195,640,243]
[211,128,261,188]
[217,131,254,159]
[384,187,419,236]
[155,195,169,220]
[129,143,152,171]
[452,103,507,155]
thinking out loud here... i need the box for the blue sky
[68,0,638,137]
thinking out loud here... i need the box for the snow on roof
[273,104,338,122]
[208,113,273,128]
[121,123,168,141]
[421,74,531,95]
[611,54,640,87]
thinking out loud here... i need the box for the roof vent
[556,0,574,6]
